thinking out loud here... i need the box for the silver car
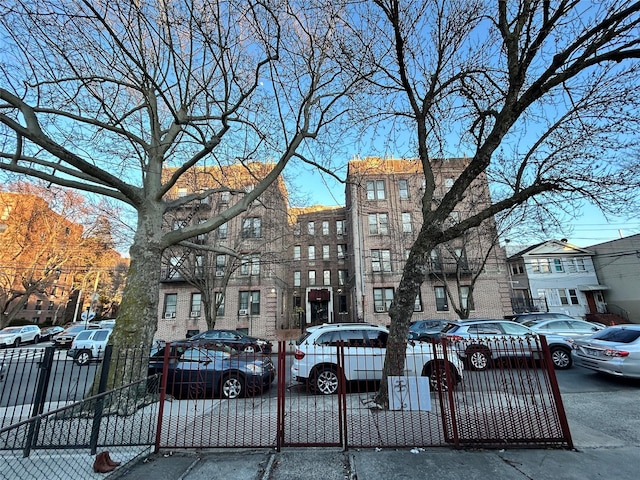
[441,319,574,370]
[572,325,640,379]
[522,319,603,339]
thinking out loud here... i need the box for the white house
[507,240,608,317]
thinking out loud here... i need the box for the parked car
[187,329,273,353]
[40,325,65,341]
[53,323,101,349]
[99,319,116,329]
[572,324,640,379]
[0,325,41,347]
[148,341,276,399]
[291,322,464,394]
[408,319,451,342]
[522,318,604,339]
[512,312,578,323]
[67,328,112,365]
[0,361,5,382]
[440,319,575,370]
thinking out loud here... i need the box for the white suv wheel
[314,368,339,395]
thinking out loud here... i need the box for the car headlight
[245,363,265,375]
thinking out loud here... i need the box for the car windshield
[1,327,21,333]
[592,328,640,343]
[64,326,86,333]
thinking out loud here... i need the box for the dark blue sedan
[148,342,276,400]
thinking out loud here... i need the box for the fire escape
[161,198,211,282]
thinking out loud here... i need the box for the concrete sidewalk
[111,445,640,480]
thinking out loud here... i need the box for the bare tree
[0,1,359,388]
[337,0,640,405]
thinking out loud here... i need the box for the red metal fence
[154,336,572,450]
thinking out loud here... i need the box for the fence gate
[154,338,572,450]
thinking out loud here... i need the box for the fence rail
[0,333,573,478]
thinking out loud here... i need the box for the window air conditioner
[190,311,200,318]
[238,309,248,316]
[215,271,224,277]
[374,306,385,313]
[164,312,176,319]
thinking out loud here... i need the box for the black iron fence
[0,334,573,479]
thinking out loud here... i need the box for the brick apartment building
[156,158,512,341]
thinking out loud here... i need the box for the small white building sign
[387,376,431,411]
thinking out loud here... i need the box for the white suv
[0,325,41,347]
[291,323,464,394]
[67,328,112,365]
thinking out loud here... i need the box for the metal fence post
[23,347,55,457]
[89,345,113,454]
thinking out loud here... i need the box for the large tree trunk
[106,205,163,390]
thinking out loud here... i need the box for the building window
[366,180,386,200]
[308,270,316,286]
[216,292,225,315]
[35,299,42,310]
[216,255,226,275]
[308,245,316,260]
[337,244,347,259]
[220,191,230,203]
[371,249,392,272]
[294,245,301,260]
[308,221,315,235]
[190,293,202,317]
[242,217,262,238]
[195,255,204,276]
[444,178,454,190]
[398,179,409,199]
[323,270,331,286]
[558,289,569,305]
[568,289,579,305]
[414,293,422,312]
[573,258,587,271]
[322,221,329,235]
[338,295,348,313]
[460,286,474,310]
[531,258,550,273]
[401,212,412,233]
[510,263,524,275]
[48,301,54,311]
[294,271,301,286]
[293,222,301,235]
[430,249,442,271]
[336,220,345,236]
[239,290,260,315]
[368,213,389,235]
[164,293,178,317]
[435,287,448,311]
[338,269,348,285]
[323,245,330,260]
[553,258,564,272]
[373,287,394,312]
[218,223,228,239]
[177,187,188,197]
[240,254,260,275]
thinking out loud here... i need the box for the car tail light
[604,349,629,357]
[294,349,305,360]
